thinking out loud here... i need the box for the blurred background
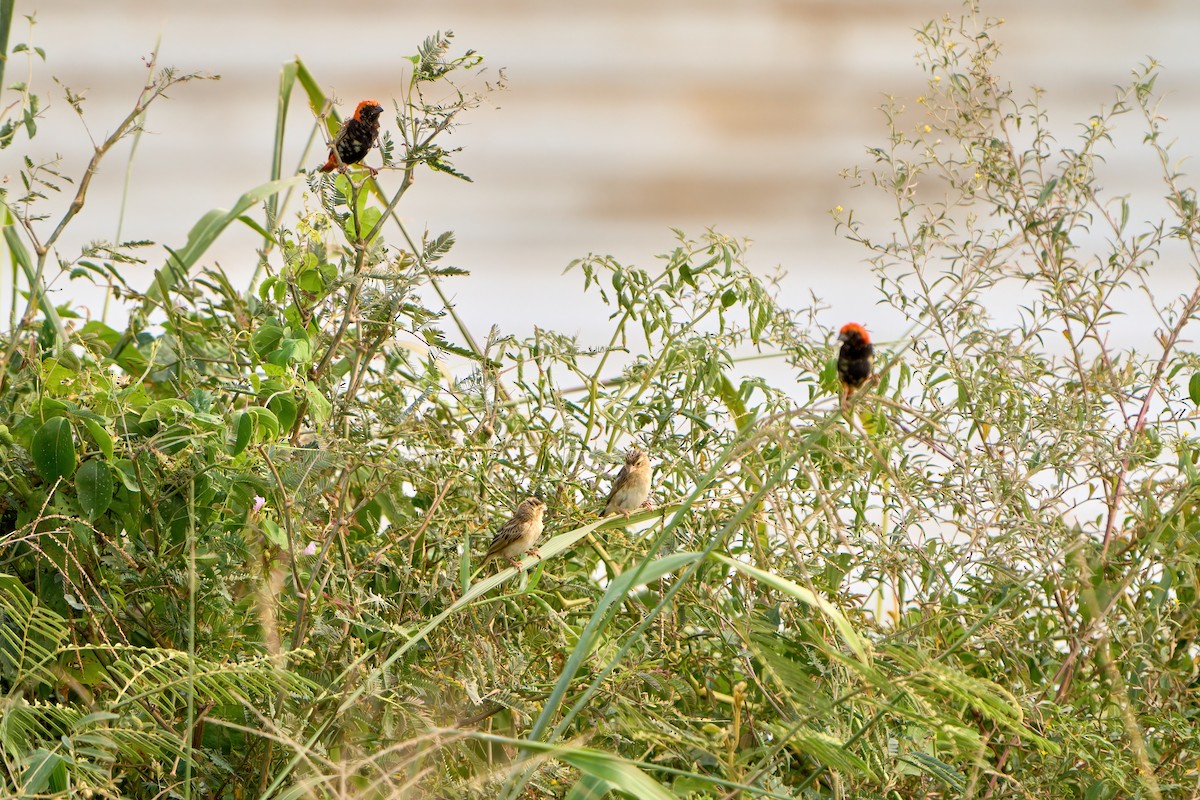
[7,0,1200,350]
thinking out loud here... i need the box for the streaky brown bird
[602,449,652,517]
[481,497,546,569]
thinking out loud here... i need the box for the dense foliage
[2,6,1199,798]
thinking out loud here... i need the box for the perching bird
[836,322,874,397]
[481,497,546,569]
[318,100,384,174]
[602,448,652,517]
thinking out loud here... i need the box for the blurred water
[6,0,1200,353]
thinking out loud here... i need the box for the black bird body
[319,100,383,172]
[837,323,874,392]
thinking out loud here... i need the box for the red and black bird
[837,322,874,396]
[319,100,384,173]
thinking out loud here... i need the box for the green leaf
[1035,176,1058,208]
[252,322,285,358]
[140,398,193,422]
[564,774,611,800]
[297,268,324,294]
[262,519,288,548]
[291,57,340,138]
[1084,779,1117,800]
[551,746,676,800]
[81,417,114,461]
[269,60,299,211]
[1189,373,1200,405]
[5,222,67,350]
[525,545,697,749]
[81,320,149,374]
[244,406,281,441]
[304,380,332,425]
[466,733,676,800]
[279,336,312,365]
[39,357,76,394]
[712,552,869,664]
[267,393,297,433]
[32,416,77,482]
[20,749,68,794]
[900,752,966,791]
[425,230,455,261]
[231,411,253,455]
[784,727,876,778]
[112,459,141,492]
[717,373,750,431]
[75,459,114,520]
[360,206,383,235]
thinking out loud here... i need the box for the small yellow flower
[1089,119,1099,128]
[934,75,942,83]
[835,205,844,213]
[917,96,925,104]
[923,125,932,134]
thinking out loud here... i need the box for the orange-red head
[838,322,870,346]
[353,100,384,123]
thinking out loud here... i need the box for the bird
[602,448,652,517]
[318,100,384,174]
[836,322,874,400]
[481,497,546,569]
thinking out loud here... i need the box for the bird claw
[505,549,541,571]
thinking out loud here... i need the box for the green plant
[3,4,1199,799]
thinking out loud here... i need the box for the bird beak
[837,333,847,343]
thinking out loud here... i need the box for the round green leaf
[252,323,284,358]
[1189,372,1200,406]
[76,459,114,520]
[297,268,325,294]
[32,416,77,482]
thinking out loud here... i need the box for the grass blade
[711,553,869,664]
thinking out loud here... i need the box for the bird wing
[484,517,522,559]
[601,465,633,514]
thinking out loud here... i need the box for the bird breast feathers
[486,514,543,559]
[606,461,651,508]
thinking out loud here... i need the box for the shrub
[1,6,1197,799]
